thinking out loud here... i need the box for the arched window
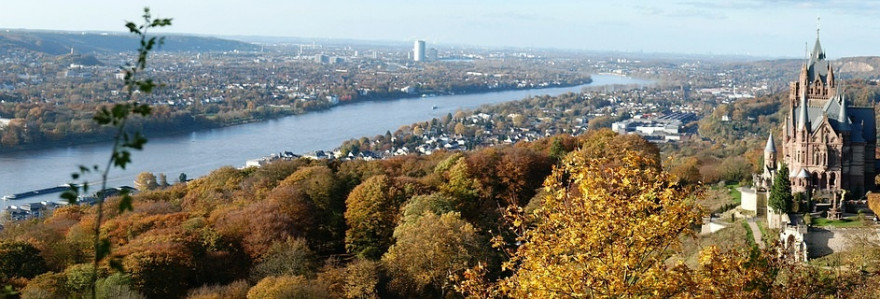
[830,173,836,188]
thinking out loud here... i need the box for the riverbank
[0,79,591,154]
[0,74,646,210]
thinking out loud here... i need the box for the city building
[315,54,329,63]
[427,48,438,61]
[611,112,695,143]
[413,40,426,62]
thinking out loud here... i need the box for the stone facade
[778,34,876,199]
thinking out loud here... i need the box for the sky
[3,0,880,58]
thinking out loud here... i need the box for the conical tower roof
[797,168,811,179]
[811,35,824,61]
[764,133,776,152]
[838,91,851,131]
[798,92,809,131]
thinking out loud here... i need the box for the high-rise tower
[413,40,426,62]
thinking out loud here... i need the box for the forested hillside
[0,30,259,55]
[3,130,880,298]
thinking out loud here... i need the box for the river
[0,74,649,209]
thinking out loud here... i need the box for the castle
[758,32,877,200]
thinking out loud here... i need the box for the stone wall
[804,228,880,258]
[741,187,757,212]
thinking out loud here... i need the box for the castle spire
[812,17,825,61]
[764,133,776,153]
[838,84,851,131]
[798,91,809,131]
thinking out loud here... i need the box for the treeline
[0,46,593,150]
[0,130,639,298]
[4,130,880,298]
[0,102,287,149]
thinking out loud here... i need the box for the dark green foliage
[549,137,566,161]
[0,241,48,281]
[768,163,793,213]
[792,192,806,214]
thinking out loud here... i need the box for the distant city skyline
[4,0,880,58]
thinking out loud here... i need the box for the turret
[798,92,810,134]
[799,60,809,87]
[764,133,777,172]
[827,64,835,88]
[838,92,851,132]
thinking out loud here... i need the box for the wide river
[0,74,649,209]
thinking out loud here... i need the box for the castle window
[830,173,836,188]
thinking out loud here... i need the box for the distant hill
[0,29,261,55]
[835,57,880,78]
[745,57,880,81]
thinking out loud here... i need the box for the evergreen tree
[548,137,565,161]
[768,163,793,213]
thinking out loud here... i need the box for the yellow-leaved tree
[486,149,703,298]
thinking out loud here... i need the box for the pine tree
[768,163,793,213]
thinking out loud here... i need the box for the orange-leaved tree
[466,149,703,298]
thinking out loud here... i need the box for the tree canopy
[768,163,793,213]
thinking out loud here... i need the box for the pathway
[747,218,765,249]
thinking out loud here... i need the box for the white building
[413,40,426,62]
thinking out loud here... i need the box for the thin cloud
[677,0,880,14]
[666,8,728,19]
[634,5,664,15]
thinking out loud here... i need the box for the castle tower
[764,133,777,173]
[779,29,877,199]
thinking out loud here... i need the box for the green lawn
[812,216,867,228]
[727,184,742,205]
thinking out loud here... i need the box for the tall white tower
[413,40,426,62]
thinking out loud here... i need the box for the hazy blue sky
[3,0,880,57]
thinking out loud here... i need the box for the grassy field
[812,216,868,228]
[727,183,742,205]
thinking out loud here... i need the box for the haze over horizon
[3,0,880,58]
